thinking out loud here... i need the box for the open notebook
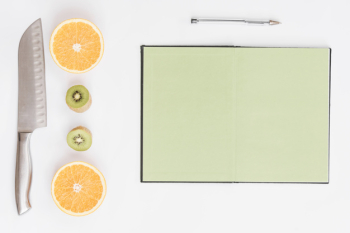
[141,46,330,183]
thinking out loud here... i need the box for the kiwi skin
[67,126,92,151]
[68,93,92,113]
[72,126,92,137]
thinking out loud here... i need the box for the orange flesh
[53,164,104,213]
[52,22,102,71]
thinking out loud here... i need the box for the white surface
[0,0,346,232]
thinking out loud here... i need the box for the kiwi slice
[66,85,92,113]
[67,126,92,151]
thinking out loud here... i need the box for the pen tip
[269,20,281,25]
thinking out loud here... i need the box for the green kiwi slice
[66,85,92,113]
[67,126,92,151]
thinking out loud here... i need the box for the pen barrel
[192,18,246,24]
[191,18,277,26]
[245,20,270,25]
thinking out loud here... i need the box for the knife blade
[15,18,47,215]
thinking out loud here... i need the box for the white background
[0,0,347,232]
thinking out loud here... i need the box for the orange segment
[51,161,107,216]
[50,19,104,73]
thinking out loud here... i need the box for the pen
[191,18,281,26]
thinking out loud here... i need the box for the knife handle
[15,132,32,215]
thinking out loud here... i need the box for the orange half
[50,19,104,73]
[51,161,107,216]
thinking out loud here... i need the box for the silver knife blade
[18,18,46,132]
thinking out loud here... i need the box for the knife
[16,18,47,215]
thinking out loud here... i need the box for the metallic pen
[191,18,281,26]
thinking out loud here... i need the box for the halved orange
[49,19,104,73]
[51,161,107,216]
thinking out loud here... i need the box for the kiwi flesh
[67,126,92,151]
[66,85,92,113]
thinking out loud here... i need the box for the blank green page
[142,46,330,183]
